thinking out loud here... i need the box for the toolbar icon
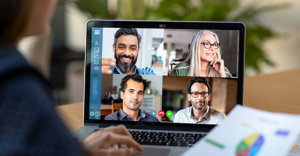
[93,60,99,64]
[93,66,99,70]
[95,111,100,117]
[93,53,100,59]
[93,47,99,53]
[94,30,100,35]
[89,111,94,116]
[150,110,157,116]
[95,41,99,46]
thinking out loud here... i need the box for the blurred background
[17,0,300,105]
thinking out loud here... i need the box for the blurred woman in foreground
[0,0,142,155]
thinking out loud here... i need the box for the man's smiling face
[114,34,140,73]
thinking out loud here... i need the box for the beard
[191,100,208,111]
[115,52,137,73]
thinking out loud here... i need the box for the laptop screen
[85,21,245,127]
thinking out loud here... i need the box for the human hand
[210,58,226,77]
[82,125,143,156]
[102,58,116,74]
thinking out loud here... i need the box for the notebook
[75,20,245,155]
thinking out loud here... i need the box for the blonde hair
[186,30,221,77]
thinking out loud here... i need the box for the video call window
[89,27,240,125]
[163,29,239,78]
[162,76,237,124]
[101,28,165,75]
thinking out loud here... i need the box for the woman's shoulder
[0,48,53,109]
[170,62,189,76]
[224,67,232,78]
[0,49,83,155]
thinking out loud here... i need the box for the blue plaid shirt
[110,65,156,75]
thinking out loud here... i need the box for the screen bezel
[84,20,245,131]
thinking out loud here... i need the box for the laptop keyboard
[129,130,205,147]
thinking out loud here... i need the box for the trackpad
[134,147,170,156]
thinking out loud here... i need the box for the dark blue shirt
[104,108,159,122]
[0,47,83,155]
[110,65,155,75]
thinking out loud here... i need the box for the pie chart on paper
[236,133,264,156]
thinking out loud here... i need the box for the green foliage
[74,0,289,73]
[117,0,145,20]
[74,0,145,19]
[145,0,238,21]
[74,0,110,19]
[145,80,151,89]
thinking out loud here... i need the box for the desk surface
[57,69,300,132]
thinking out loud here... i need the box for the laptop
[75,20,245,155]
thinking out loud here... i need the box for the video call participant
[174,77,226,124]
[171,30,232,77]
[102,28,155,75]
[105,75,159,122]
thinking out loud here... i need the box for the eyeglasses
[201,41,221,49]
[190,91,209,98]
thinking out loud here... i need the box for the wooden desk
[244,68,300,113]
[57,69,300,132]
[56,104,111,132]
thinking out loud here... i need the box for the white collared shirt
[173,106,226,124]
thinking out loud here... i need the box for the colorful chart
[236,133,264,156]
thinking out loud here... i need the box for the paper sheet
[288,136,300,156]
[183,105,300,156]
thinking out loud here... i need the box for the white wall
[102,28,117,58]
[65,3,88,52]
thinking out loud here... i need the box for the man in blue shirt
[105,75,159,122]
[102,28,155,75]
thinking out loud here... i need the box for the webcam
[158,24,166,28]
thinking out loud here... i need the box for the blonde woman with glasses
[171,30,232,77]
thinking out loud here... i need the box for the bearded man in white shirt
[174,77,226,124]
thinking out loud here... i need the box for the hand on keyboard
[82,125,143,156]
